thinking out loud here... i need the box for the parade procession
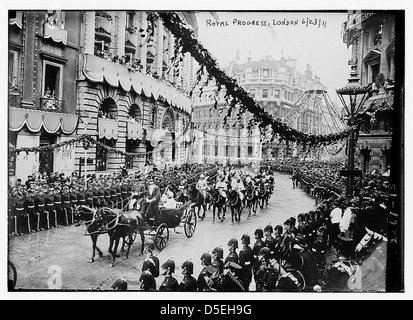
[7,10,403,294]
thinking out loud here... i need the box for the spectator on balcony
[43,87,58,110]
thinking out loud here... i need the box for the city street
[8,172,315,291]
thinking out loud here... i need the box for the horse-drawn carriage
[76,197,197,267]
[125,200,197,251]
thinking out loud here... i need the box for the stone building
[191,55,336,164]
[341,11,396,174]
[8,10,197,182]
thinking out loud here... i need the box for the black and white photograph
[3,2,410,301]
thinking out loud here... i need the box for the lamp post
[336,65,369,198]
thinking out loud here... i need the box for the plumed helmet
[181,260,194,275]
[200,252,212,266]
[259,247,271,257]
[227,238,239,249]
[254,228,264,238]
[212,246,224,259]
[111,277,128,291]
[161,259,175,273]
[139,270,155,289]
[264,224,273,234]
[145,239,155,252]
[241,234,251,245]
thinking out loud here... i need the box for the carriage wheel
[8,261,17,290]
[123,228,137,245]
[155,223,169,251]
[184,207,197,238]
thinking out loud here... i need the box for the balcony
[39,97,65,112]
[98,117,118,140]
[43,22,67,45]
[95,16,112,43]
[127,121,143,140]
[125,32,136,54]
[146,49,155,64]
[9,107,78,135]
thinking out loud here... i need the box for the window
[149,107,157,128]
[262,89,268,98]
[274,90,280,98]
[42,60,64,110]
[373,24,383,46]
[250,89,255,98]
[248,146,253,157]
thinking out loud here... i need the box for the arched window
[128,103,142,123]
[98,97,118,120]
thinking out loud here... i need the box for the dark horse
[245,184,258,219]
[227,189,243,224]
[209,188,227,223]
[188,185,209,220]
[257,181,270,211]
[76,205,145,267]
[93,207,145,267]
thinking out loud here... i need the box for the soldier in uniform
[92,183,100,208]
[25,188,36,233]
[197,252,214,291]
[141,239,160,278]
[85,184,94,208]
[45,186,56,228]
[290,234,318,289]
[252,228,265,282]
[312,225,329,281]
[35,187,47,231]
[179,260,198,291]
[255,247,277,291]
[221,260,245,291]
[13,189,26,235]
[159,259,179,291]
[211,246,224,276]
[111,277,128,291]
[60,185,71,226]
[98,185,105,208]
[273,225,284,261]
[239,234,254,291]
[121,179,131,209]
[139,270,156,291]
[224,238,239,265]
[110,183,118,209]
[104,184,113,208]
[264,224,276,259]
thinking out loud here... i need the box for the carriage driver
[141,177,161,221]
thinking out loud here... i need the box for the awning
[9,107,78,134]
[82,54,192,113]
[150,129,166,147]
[43,22,68,45]
[127,121,143,140]
[98,118,118,139]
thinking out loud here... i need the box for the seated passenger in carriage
[162,191,177,210]
[141,177,161,221]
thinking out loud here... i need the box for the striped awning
[9,107,78,134]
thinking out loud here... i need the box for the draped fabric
[9,107,78,134]
[82,54,192,113]
[43,23,68,45]
[127,122,143,140]
[150,129,166,147]
[98,118,118,139]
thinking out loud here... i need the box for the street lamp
[336,65,369,198]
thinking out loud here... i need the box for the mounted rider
[231,173,245,202]
[215,174,228,200]
[196,173,209,200]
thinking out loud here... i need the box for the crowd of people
[9,157,393,292]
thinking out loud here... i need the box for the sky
[195,11,351,103]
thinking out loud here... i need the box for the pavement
[8,172,316,292]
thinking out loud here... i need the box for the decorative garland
[153,12,353,148]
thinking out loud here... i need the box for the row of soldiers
[113,211,332,292]
[8,164,220,236]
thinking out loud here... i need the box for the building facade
[191,55,339,164]
[341,11,396,175]
[8,10,197,183]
